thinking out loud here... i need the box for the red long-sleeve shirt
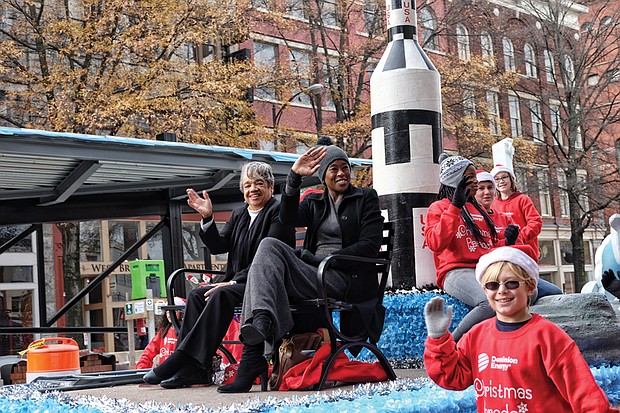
[424,199,506,288]
[136,326,178,369]
[424,314,619,413]
[491,191,542,260]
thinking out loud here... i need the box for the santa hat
[173,296,187,306]
[438,153,473,188]
[490,164,515,180]
[475,245,539,285]
[476,170,495,190]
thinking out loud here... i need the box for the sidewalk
[67,369,428,410]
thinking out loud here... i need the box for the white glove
[424,296,453,339]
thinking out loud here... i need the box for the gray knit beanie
[438,153,473,188]
[317,145,350,183]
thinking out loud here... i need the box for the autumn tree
[0,0,261,336]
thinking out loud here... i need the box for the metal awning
[0,127,372,225]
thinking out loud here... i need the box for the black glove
[503,224,519,246]
[299,249,322,267]
[602,269,620,299]
[451,175,472,209]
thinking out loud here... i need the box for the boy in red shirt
[424,245,619,412]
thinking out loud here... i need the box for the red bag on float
[278,343,388,391]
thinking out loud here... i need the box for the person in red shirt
[424,245,619,413]
[491,165,542,260]
[424,154,518,341]
[136,296,185,369]
[476,171,562,300]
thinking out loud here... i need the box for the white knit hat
[439,153,473,188]
[490,165,515,180]
[476,170,495,190]
[475,245,539,286]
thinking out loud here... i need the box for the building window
[251,0,275,10]
[456,24,470,61]
[528,100,544,143]
[463,89,476,118]
[109,221,140,261]
[557,170,570,218]
[544,49,555,83]
[289,49,312,106]
[363,0,379,35]
[538,240,556,267]
[487,91,501,135]
[562,55,575,86]
[550,103,563,146]
[253,42,278,100]
[286,0,307,19]
[537,169,552,217]
[524,43,537,78]
[577,170,590,213]
[514,168,528,193]
[480,32,494,67]
[419,6,438,50]
[503,37,515,72]
[80,221,102,261]
[320,0,338,27]
[0,225,33,253]
[508,95,522,137]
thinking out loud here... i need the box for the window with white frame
[363,0,380,35]
[420,6,438,50]
[528,100,544,143]
[289,49,312,105]
[481,32,494,66]
[503,37,515,72]
[320,0,338,26]
[550,103,563,146]
[285,0,306,19]
[544,49,555,83]
[323,57,337,110]
[508,95,522,137]
[577,170,590,213]
[514,168,528,193]
[253,42,278,100]
[524,43,537,78]
[557,170,570,218]
[252,0,275,10]
[487,91,501,135]
[463,89,476,118]
[562,55,575,87]
[456,24,471,61]
[537,169,552,217]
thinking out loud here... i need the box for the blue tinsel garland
[2,366,620,413]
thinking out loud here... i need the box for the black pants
[176,283,245,367]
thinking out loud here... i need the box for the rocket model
[370,0,442,288]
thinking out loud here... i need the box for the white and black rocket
[370,0,442,288]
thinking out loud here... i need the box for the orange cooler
[26,337,81,383]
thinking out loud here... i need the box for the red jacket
[491,191,542,260]
[424,314,619,412]
[424,199,506,288]
[136,326,178,369]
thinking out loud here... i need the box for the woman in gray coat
[218,145,384,393]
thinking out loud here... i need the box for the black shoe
[143,370,165,385]
[217,342,268,393]
[240,311,273,346]
[160,369,213,389]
